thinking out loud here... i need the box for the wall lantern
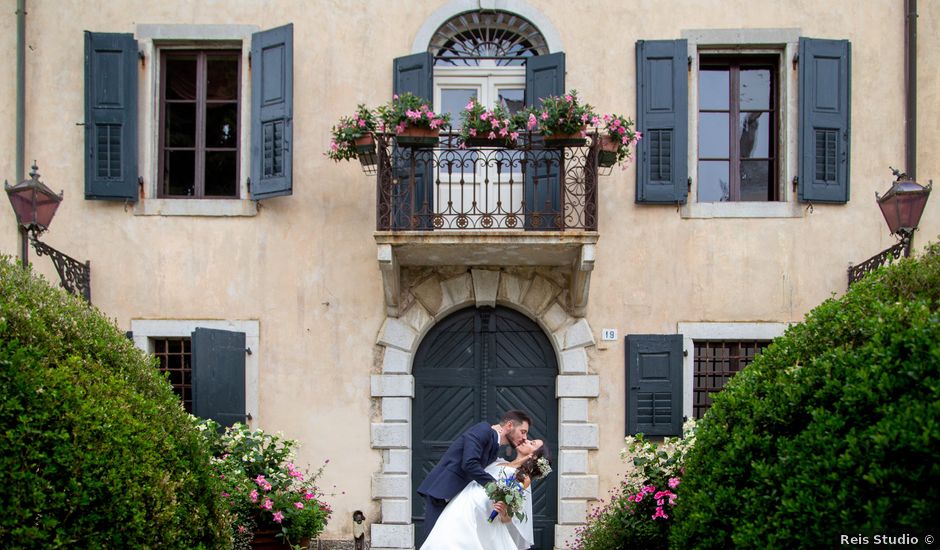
[848,168,933,287]
[5,162,91,302]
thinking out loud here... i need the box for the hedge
[0,256,230,548]
[670,241,940,548]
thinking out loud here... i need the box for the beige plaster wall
[1,0,937,543]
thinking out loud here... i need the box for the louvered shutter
[799,38,851,203]
[192,328,247,427]
[250,24,293,200]
[636,40,688,204]
[524,52,565,229]
[84,32,138,201]
[626,334,684,436]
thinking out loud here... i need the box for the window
[698,56,778,202]
[692,340,771,418]
[159,50,241,198]
[153,337,193,412]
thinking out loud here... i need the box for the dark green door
[413,306,558,549]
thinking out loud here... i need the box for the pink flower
[304,492,315,501]
[329,141,338,152]
[429,118,443,129]
[392,94,399,100]
[480,112,490,121]
[527,113,538,130]
[273,511,284,523]
[488,131,497,139]
[221,492,230,498]
[591,116,601,126]
[255,475,266,486]
[395,123,406,134]
[490,118,501,129]
[465,100,475,110]
[621,136,630,145]
[468,128,477,137]
[668,477,680,489]
[635,131,643,141]
[540,112,549,120]
[238,525,247,534]
[499,127,509,137]
[294,501,304,509]
[262,499,273,511]
[581,113,589,123]
[263,482,272,491]
[249,490,259,503]
[509,132,519,141]
[358,119,367,128]
[652,506,669,520]
[642,485,656,494]
[565,94,573,102]
[632,493,644,503]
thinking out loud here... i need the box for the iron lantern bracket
[29,233,91,303]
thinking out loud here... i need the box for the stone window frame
[129,318,261,425]
[370,269,597,549]
[681,28,804,219]
[134,24,259,217]
[677,322,790,421]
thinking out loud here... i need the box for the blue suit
[417,421,499,538]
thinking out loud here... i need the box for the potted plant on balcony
[598,113,641,168]
[526,90,597,147]
[327,104,378,167]
[200,420,333,550]
[457,99,522,148]
[377,92,450,148]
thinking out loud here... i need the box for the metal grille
[815,129,838,183]
[153,337,193,413]
[693,340,770,418]
[429,10,549,66]
[96,124,121,179]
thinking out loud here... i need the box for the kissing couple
[418,410,553,550]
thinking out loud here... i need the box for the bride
[421,438,552,550]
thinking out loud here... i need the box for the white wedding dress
[421,460,534,550]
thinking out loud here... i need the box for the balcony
[372,133,603,317]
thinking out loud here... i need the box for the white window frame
[681,28,804,219]
[677,322,790,419]
[134,24,258,217]
[130,318,260,424]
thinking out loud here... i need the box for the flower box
[396,126,440,148]
[598,135,620,167]
[354,135,377,167]
[251,528,308,550]
[543,130,587,148]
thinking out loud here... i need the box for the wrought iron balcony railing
[374,132,600,231]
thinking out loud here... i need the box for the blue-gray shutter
[799,38,851,203]
[636,40,688,204]
[84,32,138,201]
[192,328,247,427]
[525,52,565,229]
[626,334,683,436]
[250,24,293,200]
[392,52,433,229]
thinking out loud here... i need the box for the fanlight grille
[430,10,549,66]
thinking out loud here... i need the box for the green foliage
[326,104,377,162]
[670,241,940,549]
[201,420,332,549]
[0,256,230,548]
[571,421,697,550]
[525,89,597,136]
[377,92,450,134]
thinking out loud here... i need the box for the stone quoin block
[557,375,599,398]
[371,374,415,398]
[371,423,410,449]
[560,423,599,449]
[370,523,414,548]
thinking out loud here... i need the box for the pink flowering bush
[599,113,641,166]
[200,420,332,550]
[377,92,450,135]
[326,104,377,162]
[569,419,697,550]
[457,99,523,146]
[523,89,598,137]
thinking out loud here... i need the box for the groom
[417,410,532,538]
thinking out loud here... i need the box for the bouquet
[484,471,528,523]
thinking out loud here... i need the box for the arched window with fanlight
[392,10,566,230]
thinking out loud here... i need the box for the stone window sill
[133,198,258,217]
[680,201,804,219]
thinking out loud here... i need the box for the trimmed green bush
[0,257,230,548]
[671,242,940,549]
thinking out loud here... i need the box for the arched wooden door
[412,306,558,549]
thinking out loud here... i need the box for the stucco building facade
[2,1,938,548]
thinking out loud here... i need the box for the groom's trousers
[423,495,448,539]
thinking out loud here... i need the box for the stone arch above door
[370,268,598,549]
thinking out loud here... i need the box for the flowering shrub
[599,113,641,166]
[524,90,598,137]
[200,420,332,550]
[326,104,376,162]
[377,92,450,135]
[569,419,697,550]
[457,99,522,146]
